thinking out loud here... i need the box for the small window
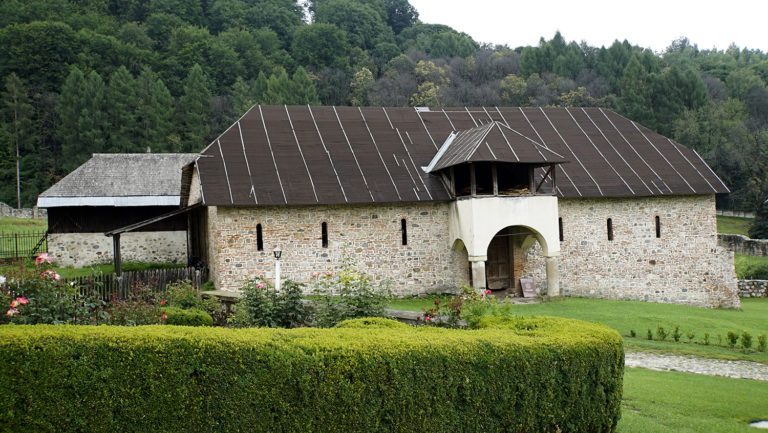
[321,222,328,248]
[655,216,661,238]
[607,218,613,241]
[256,224,264,251]
[401,218,408,245]
[558,217,564,242]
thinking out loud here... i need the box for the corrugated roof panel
[194,105,728,206]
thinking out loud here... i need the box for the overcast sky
[408,0,768,53]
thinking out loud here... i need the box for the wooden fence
[65,266,208,300]
[0,231,48,259]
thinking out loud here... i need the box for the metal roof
[424,121,568,173]
[195,106,729,206]
[38,153,199,208]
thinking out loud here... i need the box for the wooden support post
[113,234,123,299]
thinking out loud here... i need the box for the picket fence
[64,266,208,300]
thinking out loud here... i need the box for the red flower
[161,314,168,320]
[486,289,491,294]
[160,300,166,305]
[93,317,97,322]
[16,297,28,305]
[425,316,431,321]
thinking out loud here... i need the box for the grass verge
[734,253,768,279]
[717,215,752,236]
[0,217,47,235]
[619,368,768,433]
[388,297,768,363]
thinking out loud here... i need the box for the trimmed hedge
[334,317,408,328]
[164,307,214,327]
[0,317,623,433]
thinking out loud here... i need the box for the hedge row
[0,317,623,433]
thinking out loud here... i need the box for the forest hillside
[1,0,766,220]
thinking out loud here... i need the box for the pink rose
[425,316,431,321]
[16,297,27,305]
[10,300,19,308]
[312,272,320,278]
[35,253,53,265]
[326,271,333,277]
[256,283,266,289]
[6,308,18,317]
[162,314,168,320]
[486,289,491,294]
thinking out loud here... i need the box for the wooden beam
[535,165,555,193]
[105,203,201,237]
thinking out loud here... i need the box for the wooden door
[486,235,511,290]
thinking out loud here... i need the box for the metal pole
[275,259,281,293]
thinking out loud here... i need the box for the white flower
[0,275,5,286]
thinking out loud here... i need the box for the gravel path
[625,350,768,381]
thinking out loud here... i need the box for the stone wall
[718,233,768,257]
[48,231,187,267]
[0,202,47,219]
[738,280,768,297]
[208,203,469,295]
[522,195,740,308]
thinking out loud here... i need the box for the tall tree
[178,64,211,152]
[106,66,139,153]
[291,67,321,105]
[1,73,33,208]
[135,67,174,152]
[58,67,108,171]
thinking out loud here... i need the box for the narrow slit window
[558,217,564,242]
[256,224,264,251]
[607,218,614,241]
[655,216,661,238]
[401,218,408,245]
[321,222,328,248]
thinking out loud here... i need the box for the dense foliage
[0,318,623,432]
[0,0,766,213]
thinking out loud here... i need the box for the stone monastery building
[183,105,738,308]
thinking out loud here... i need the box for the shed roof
[424,121,567,173]
[38,153,199,208]
[194,106,729,206]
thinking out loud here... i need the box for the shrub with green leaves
[164,307,213,327]
[758,334,767,352]
[309,262,391,327]
[229,277,309,328]
[334,317,407,328]
[740,331,752,350]
[0,260,105,325]
[656,325,667,341]
[0,317,623,433]
[727,331,739,348]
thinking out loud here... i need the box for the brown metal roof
[425,121,567,173]
[195,106,729,206]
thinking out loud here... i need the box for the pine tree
[292,67,320,105]
[136,67,174,152]
[749,202,768,239]
[178,64,211,152]
[1,73,33,208]
[618,55,653,127]
[263,69,293,105]
[106,66,138,153]
[231,76,255,115]
[253,71,268,103]
[59,67,108,171]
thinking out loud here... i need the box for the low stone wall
[738,280,768,297]
[716,209,754,219]
[0,202,47,219]
[718,233,768,257]
[48,231,187,267]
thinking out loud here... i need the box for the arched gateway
[424,121,566,295]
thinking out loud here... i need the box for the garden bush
[0,317,623,433]
[164,307,213,327]
[309,262,391,327]
[228,277,309,328]
[334,317,407,328]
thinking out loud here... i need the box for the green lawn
[619,368,768,433]
[0,217,47,235]
[734,253,768,279]
[717,215,752,236]
[388,296,768,363]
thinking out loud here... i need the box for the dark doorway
[486,229,512,290]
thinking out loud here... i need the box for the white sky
[408,0,768,53]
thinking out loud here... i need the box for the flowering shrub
[420,286,514,328]
[229,276,309,328]
[309,262,391,328]
[104,281,167,326]
[0,254,106,325]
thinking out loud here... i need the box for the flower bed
[0,317,623,433]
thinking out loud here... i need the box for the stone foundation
[522,195,740,308]
[738,280,768,297]
[208,203,469,295]
[48,231,187,267]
